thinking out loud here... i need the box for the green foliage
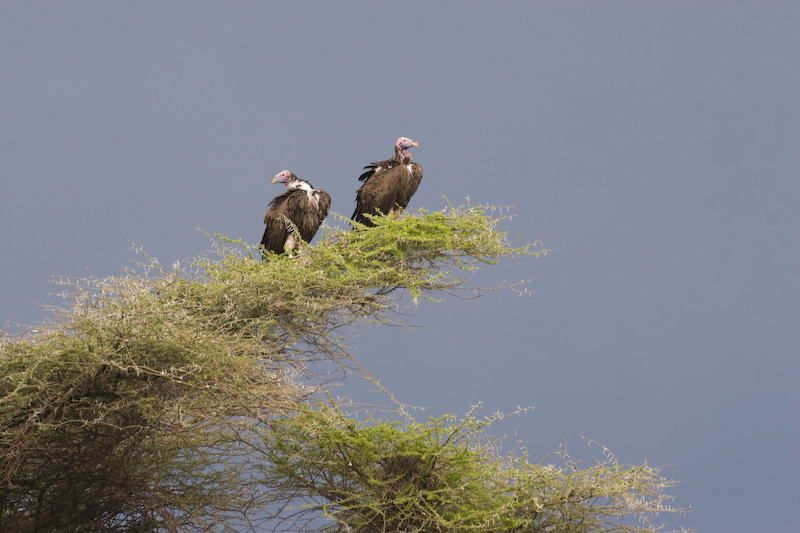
[0,205,689,532]
[258,403,688,532]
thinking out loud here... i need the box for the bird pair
[260,137,422,258]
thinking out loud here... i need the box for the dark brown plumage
[352,137,423,226]
[261,170,331,257]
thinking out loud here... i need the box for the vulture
[351,137,423,226]
[260,170,331,257]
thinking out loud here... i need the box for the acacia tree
[0,206,690,532]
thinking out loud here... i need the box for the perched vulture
[260,170,331,257]
[351,137,423,226]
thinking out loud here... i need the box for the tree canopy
[0,205,690,532]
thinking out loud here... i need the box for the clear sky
[2,2,798,531]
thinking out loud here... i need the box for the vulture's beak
[411,140,419,147]
[270,175,281,184]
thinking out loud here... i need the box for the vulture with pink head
[260,170,331,257]
[351,137,423,226]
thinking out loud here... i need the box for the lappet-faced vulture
[261,170,331,257]
[352,137,422,226]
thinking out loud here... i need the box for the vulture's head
[396,137,418,158]
[271,170,295,187]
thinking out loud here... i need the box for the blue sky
[2,2,798,531]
